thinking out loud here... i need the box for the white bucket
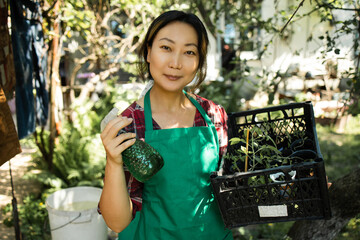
[45,186,108,240]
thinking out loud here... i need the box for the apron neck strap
[182,90,213,127]
[144,88,153,131]
[144,89,214,131]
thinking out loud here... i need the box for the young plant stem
[245,129,250,172]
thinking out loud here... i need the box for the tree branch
[194,0,217,38]
[280,0,306,33]
[42,0,58,18]
[320,1,360,12]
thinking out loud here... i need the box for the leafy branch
[280,0,306,33]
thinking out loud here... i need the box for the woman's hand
[100,116,136,165]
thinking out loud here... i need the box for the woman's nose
[169,53,182,69]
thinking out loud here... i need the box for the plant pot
[290,149,317,163]
[290,139,315,152]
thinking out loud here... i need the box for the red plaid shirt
[102,94,228,217]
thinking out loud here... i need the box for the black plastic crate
[210,101,331,228]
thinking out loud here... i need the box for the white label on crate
[258,205,288,217]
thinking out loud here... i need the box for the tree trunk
[48,0,62,171]
[288,167,360,240]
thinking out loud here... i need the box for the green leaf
[229,137,242,145]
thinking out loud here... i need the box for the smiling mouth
[164,74,181,81]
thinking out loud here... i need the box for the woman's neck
[149,86,191,114]
[141,85,196,129]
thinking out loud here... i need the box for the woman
[99,10,233,239]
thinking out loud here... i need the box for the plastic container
[210,101,331,228]
[45,186,108,240]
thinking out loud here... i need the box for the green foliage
[228,125,284,172]
[226,120,307,173]
[51,125,105,188]
[335,214,360,240]
[54,0,191,82]
[25,135,105,190]
[69,78,142,137]
[317,115,360,181]
[1,203,13,227]
[233,222,293,240]
[12,80,142,237]
[347,70,360,116]
[1,195,50,240]
[197,79,247,113]
[61,0,94,39]
[25,125,106,190]
[97,79,143,114]
[26,80,141,190]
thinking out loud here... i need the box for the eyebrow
[159,37,198,48]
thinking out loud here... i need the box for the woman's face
[147,21,199,92]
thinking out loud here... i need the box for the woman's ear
[147,46,151,63]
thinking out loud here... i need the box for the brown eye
[185,50,196,56]
[161,45,171,51]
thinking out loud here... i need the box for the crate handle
[250,109,289,123]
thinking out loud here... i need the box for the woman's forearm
[99,159,133,233]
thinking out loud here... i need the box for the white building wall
[205,0,356,91]
[260,0,333,76]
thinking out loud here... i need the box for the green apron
[119,89,232,240]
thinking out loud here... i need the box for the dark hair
[137,10,209,92]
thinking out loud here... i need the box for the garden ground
[0,147,40,239]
